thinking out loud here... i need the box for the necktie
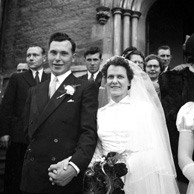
[35,71,40,84]
[49,77,58,98]
[89,73,94,82]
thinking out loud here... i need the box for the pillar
[112,7,123,55]
[123,9,132,51]
[131,11,141,48]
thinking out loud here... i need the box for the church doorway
[146,0,194,67]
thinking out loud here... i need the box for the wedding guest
[79,47,103,88]
[90,56,179,194]
[122,46,137,57]
[157,45,172,72]
[159,34,194,193]
[177,102,194,194]
[144,54,163,98]
[0,46,49,194]
[17,63,29,73]
[122,47,144,70]
[21,32,98,194]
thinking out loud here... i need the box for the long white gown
[177,102,194,194]
[92,95,180,194]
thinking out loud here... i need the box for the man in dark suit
[157,45,172,72]
[20,32,98,194]
[79,47,103,88]
[0,46,49,194]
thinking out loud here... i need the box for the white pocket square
[67,99,74,102]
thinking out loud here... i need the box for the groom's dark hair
[48,32,76,53]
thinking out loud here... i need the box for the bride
[93,56,180,194]
[52,56,180,194]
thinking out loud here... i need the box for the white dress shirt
[49,70,71,90]
[87,71,100,81]
[31,68,44,81]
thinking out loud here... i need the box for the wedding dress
[92,59,180,194]
[177,102,194,194]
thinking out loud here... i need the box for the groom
[20,32,98,194]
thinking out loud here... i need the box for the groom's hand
[48,157,76,186]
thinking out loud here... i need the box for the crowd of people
[0,31,194,194]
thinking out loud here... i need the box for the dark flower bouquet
[83,152,128,194]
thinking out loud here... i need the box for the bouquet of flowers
[83,152,128,194]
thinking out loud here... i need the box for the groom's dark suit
[21,73,98,193]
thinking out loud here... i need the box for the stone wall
[0,0,108,73]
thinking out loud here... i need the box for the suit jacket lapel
[22,70,36,86]
[95,72,102,85]
[36,80,50,114]
[41,72,50,82]
[82,74,88,80]
[34,73,76,132]
[28,80,50,137]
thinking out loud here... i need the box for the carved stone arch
[111,0,157,55]
[123,0,134,9]
[112,0,125,8]
[132,0,143,11]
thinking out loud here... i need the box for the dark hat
[122,46,137,59]
[185,33,194,54]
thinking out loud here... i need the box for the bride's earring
[128,83,131,90]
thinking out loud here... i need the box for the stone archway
[109,0,157,55]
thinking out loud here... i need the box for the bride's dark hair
[101,56,134,83]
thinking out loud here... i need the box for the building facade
[0,0,192,77]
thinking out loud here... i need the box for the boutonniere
[57,84,80,99]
